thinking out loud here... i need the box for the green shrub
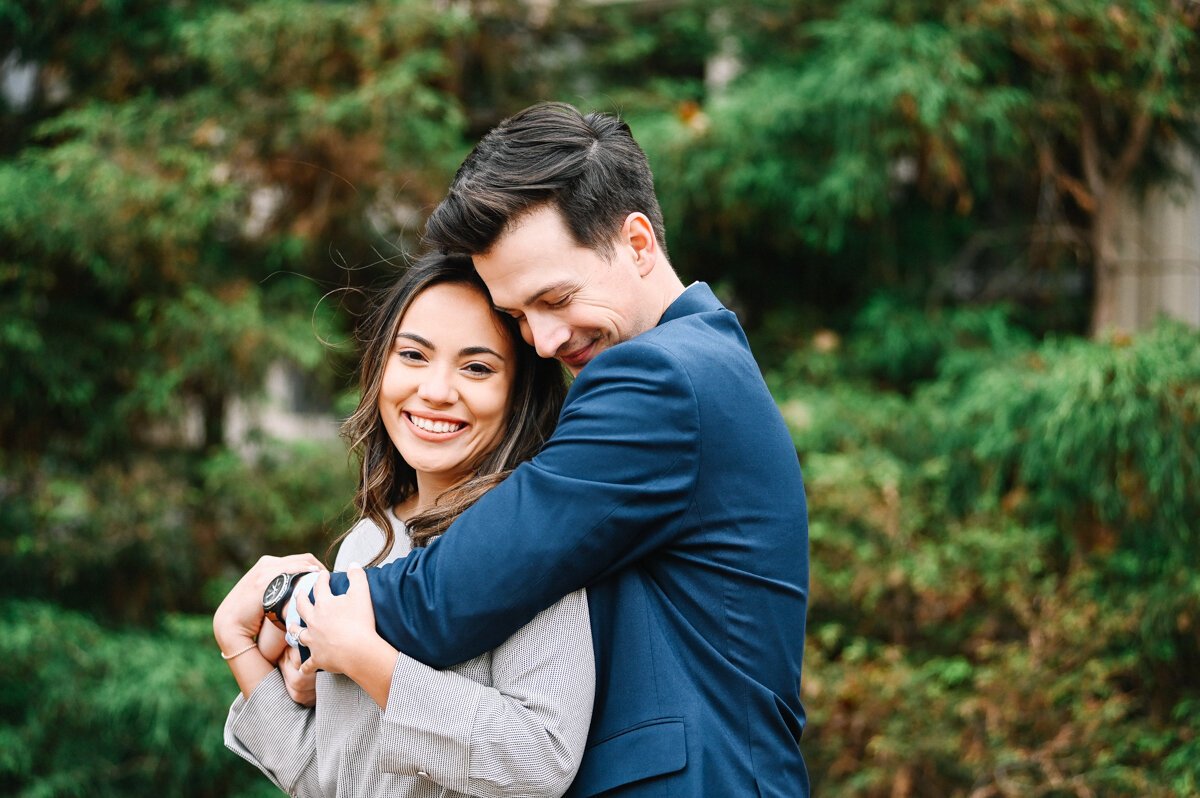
[769,315,1200,796]
[931,320,1200,572]
[800,438,1198,796]
[0,601,276,798]
[767,295,1035,405]
[845,295,1035,393]
[804,560,1191,797]
[774,384,914,456]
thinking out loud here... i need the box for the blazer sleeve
[224,670,323,797]
[377,589,594,798]
[328,339,701,667]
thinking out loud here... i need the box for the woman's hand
[257,618,288,663]
[293,569,376,676]
[257,600,316,706]
[294,568,399,709]
[260,619,315,706]
[278,645,317,706]
[213,553,323,701]
[213,553,323,653]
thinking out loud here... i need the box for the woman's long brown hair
[333,253,568,564]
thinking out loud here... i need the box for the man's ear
[621,212,658,277]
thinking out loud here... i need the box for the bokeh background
[3,1,1199,796]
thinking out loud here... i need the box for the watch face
[263,573,291,609]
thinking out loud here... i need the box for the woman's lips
[404,412,468,441]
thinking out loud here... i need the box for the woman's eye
[463,362,496,376]
[396,349,426,362]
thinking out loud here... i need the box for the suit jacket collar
[658,282,721,327]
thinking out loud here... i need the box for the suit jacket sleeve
[378,589,594,797]
[224,670,323,797]
[329,339,701,667]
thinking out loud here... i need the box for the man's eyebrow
[492,280,577,313]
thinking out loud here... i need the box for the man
[326,102,810,797]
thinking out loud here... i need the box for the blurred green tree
[629,0,1200,333]
[2,3,1198,796]
[0,0,473,616]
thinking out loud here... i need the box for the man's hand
[278,645,316,706]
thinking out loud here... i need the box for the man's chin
[562,358,589,377]
[559,341,599,373]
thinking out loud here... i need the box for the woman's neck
[396,471,468,520]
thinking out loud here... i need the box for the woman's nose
[416,369,458,404]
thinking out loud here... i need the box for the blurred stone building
[1109,144,1200,331]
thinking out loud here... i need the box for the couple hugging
[212,102,811,798]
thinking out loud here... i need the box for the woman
[211,253,592,798]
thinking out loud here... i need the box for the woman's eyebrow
[460,345,505,360]
[396,332,434,348]
[397,333,504,361]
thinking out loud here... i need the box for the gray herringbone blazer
[225,513,594,798]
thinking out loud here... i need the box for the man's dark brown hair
[422,102,668,259]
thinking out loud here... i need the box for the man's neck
[653,266,688,322]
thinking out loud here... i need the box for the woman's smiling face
[378,282,516,499]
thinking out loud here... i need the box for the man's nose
[526,314,570,360]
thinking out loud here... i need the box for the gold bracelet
[221,642,258,661]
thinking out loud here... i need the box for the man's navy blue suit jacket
[329,283,810,797]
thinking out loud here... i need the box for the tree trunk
[1089,197,1121,337]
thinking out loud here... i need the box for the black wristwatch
[263,572,306,631]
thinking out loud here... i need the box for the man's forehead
[471,251,542,303]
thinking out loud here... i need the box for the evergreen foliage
[775,311,1199,796]
[2,1,1198,795]
[0,600,276,797]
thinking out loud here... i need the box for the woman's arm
[213,553,325,796]
[258,617,288,662]
[298,571,594,798]
[384,588,594,798]
[224,670,324,797]
[213,552,323,699]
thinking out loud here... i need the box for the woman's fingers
[287,568,372,677]
[280,646,316,706]
[271,553,323,576]
[346,565,370,597]
[214,553,325,658]
[312,570,333,602]
[294,580,314,622]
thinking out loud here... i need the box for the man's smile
[560,340,600,370]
